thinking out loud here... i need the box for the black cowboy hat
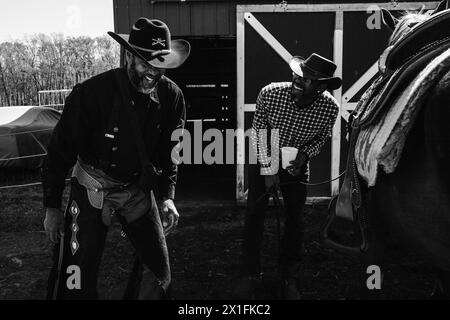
[289,53,342,90]
[108,17,190,69]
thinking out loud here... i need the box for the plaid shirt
[252,82,339,175]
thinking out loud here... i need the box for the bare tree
[0,34,120,106]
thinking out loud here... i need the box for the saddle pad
[355,48,450,186]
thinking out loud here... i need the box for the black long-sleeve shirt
[42,68,186,209]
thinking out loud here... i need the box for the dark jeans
[242,164,308,279]
[46,179,170,300]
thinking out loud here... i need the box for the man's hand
[44,208,64,244]
[160,199,179,236]
[287,152,308,176]
[265,174,280,192]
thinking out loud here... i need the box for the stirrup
[322,196,369,255]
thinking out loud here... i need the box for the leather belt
[71,159,130,209]
[71,160,104,209]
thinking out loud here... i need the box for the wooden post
[236,7,246,203]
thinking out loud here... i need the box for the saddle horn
[381,8,398,31]
[432,0,450,15]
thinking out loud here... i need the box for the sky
[0,0,114,42]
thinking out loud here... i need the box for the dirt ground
[0,185,437,300]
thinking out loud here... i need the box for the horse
[323,1,450,299]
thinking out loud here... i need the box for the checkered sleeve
[252,89,276,175]
[301,99,339,159]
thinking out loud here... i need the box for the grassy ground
[0,185,437,300]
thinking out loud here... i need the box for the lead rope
[256,170,346,204]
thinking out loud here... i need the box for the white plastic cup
[281,147,298,169]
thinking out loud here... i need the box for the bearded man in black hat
[234,53,342,300]
[42,18,190,300]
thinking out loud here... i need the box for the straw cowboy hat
[289,53,342,90]
[108,17,190,69]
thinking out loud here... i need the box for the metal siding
[153,2,168,22]
[113,0,119,32]
[203,2,218,35]
[115,0,130,34]
[165,4,182,36]
[228,3,237,36]
[179,3,192,36]
[149,1,236,36]
[128,0,143,27]
[115,1,436,36]
[115,1,236,36]
[215,2,227,35]
[229,2,236,35]
[140,0,155,18]
[191,3,205,36]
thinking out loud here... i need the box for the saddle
[335,9,450,226]
[386,9,450,71]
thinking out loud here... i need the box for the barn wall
[113,1,439,201]
[114,0,435,37]
[113,0,236,36]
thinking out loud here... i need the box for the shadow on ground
[0,186,436,299]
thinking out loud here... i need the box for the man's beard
[291,85,320,109]
[127,60,159,94]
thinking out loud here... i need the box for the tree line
[0,33,120,107]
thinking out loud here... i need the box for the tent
[0,106,60,169]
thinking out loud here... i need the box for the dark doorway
[166,37,236,201]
